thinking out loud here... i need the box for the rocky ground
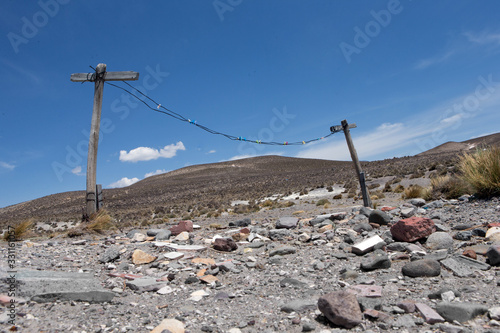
[1,192,500,333]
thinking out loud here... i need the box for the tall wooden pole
[71,64,139,217]
[341,119,372,208]
[85,63,106,217]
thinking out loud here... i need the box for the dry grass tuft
[460,146,500,198]
[316,199,330,206]
[87,209,116,233]
[3,219,34,241]
[430,175,471,199]
[402,184,431,200]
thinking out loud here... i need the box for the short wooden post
[340,119,372,208]
[71,64,139,217]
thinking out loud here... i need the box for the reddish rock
[487,222,500,228]
[317,291,363,329]
[397,300,416,313]
[240,227,251,234]
[169,220,193,236]
[213,238,238,252]
[390,217,436,242]
[462,249,477,260]
[363,309,392,322]
[381,206,396,212]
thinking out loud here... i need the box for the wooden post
[340,119,372,208]
[71,64,139,217]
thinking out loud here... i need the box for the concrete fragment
[352,235,386,255]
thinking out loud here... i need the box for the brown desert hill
[417,132,500,156]
[1,132,499,228]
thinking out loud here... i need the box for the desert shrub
[460,146,500,198]
[367,183,380,190]
[261,200,274,207]
[3,219,34,241]
[430,175,471,199]
[326,186,333,192]
[383,182,392,192]
[316,199,331,206]
[409,170,425,179]
[284,201,295,207]
[370,190,385,200]
[87,209,116,233]
[393,184,405,193]
[402,185,430,199]
[333,194,342,200]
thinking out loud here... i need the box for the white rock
[490,306,500,320]
[157,286,174,295]
[163,252,184,260]
[352,235,385,255]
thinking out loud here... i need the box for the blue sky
[1,0,500,208]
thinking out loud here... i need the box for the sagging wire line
[105,81,336,146]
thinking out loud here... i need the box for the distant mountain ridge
[417,132,500,156]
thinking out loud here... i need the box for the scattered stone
[276,217,299,229]
[317,291,363,329]
[146,229,163,237]
[189,289,210,302]
[298,232,311,242]
[279,278,307,288]
[363,309,392,322]
[126,278,167,292]
[415,302,445,324]
[489,307,500,320]
[454,231,472,241]
[164,252,184,260]
[170,220,193,236]
[357,297,383,311]
[200,275,219,284]
[390,217,436,242]
[155,230,171,241]
[98,246,121,263]
[438,323,466,333]
[359,206,373,217]
[352,235,386,255]
[360,251,391,271]
[409,198,426,207]
[353,222,373,233]
[486,227,500,241]
[425,232,454,250]
[487,244,500,266]
[280,299,317,313]
[126,229,142,239]
[229,218,251,227]
[174,231,190,241]
[441,255,490,277]
[212,238,238,252]
[397,300,416,313]
[268,229,292,240]
[436,302,489,323]
[150,318,185,333]
[132,249,157,265]
[270,246,296,257]
[318,224,333,233]
[131,232,147,242]
[462,249,477,260]
[368,209,391,225]
[400,207,416,218]
[424,249,448,261]
[402,259,441,277]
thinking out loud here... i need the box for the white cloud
[414,50,455,70]
[0,161,15,170]
[71,165,85,176]
[464,31,500,45]
[119,141,186,162]
[108,177,140,188]
[144,169,169,178]
[207,150,216,154]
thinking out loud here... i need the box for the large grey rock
[276,217,299,229]
[318,291,363,328]
[487,244,500,266]
[126,229,143,239]
[146,228,163,237]
[98,246,121,263]
[280,299,316,313]
[360,250,391,271]
[155,230,171,241]
[369,209,391,225]
[436,302,488,323]
[426,232,454,250]
[0,269,114,303]
[268,229,292,240]
[402,259,441,277]
[229,218,251,227]
[409,198,426,207]
[359,206,373,217]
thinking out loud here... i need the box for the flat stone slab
[126,277,168,292]
[441,255,490,277]
[0,269,114,303]
[348,285,383,298]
